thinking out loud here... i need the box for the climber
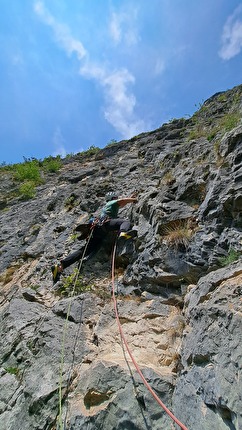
[51,191,138,283]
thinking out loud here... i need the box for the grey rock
[0,84,242,429]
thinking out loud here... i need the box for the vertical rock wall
[0,84,241,429]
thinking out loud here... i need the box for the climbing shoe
[51,264,62,284]
[119,230,137,240]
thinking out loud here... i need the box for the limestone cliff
[0,84,242,430]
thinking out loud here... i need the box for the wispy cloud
[154,58,166,76]
[80,61,147,137]
[110,12,122,44]
[102,69,146,137]
[34,1,147,139]
[219,5,242,60]
[109,10,139,46]
[34,1,86,60]
[52,127,67,157]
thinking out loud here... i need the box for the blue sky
[0,1,242,164]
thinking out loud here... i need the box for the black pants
[61,218,131,269]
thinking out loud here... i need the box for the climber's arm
[117,197,138,208]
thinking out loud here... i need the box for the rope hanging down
[111,240,189,430]
[57,228,94,430]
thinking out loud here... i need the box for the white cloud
[154,58,166,76]
[34,2,147,139]
[34,1,86,60]
[109,10,139,46]
[52,127,67,157]
[102,69,145,137]
[80,62,147,137]
[110,12,121,44]
[219,5,242,60]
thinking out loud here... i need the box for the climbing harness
[111,239,189,430]
[57,227,95,430]
[89,215,110,227]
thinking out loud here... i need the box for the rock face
[173,262,242,430]
[0,84,241,430]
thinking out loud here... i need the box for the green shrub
[19,181,36,200]
[42,156,62,173]
[60,269,92,296]
[84,145,100,156]
[188,127,206,141]
[4,367,20,376]
[106,139,118,147]
[207,130,218,141]
[29,284,41,291]
[217,94,227,102]
[218,249,241,267]
[220,112,241,131]
[13,160,42,184]
[64,194,78,210]
[69,233,79,242]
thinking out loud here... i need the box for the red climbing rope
[111,240,189,430]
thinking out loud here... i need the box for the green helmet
[106,192,118,202]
